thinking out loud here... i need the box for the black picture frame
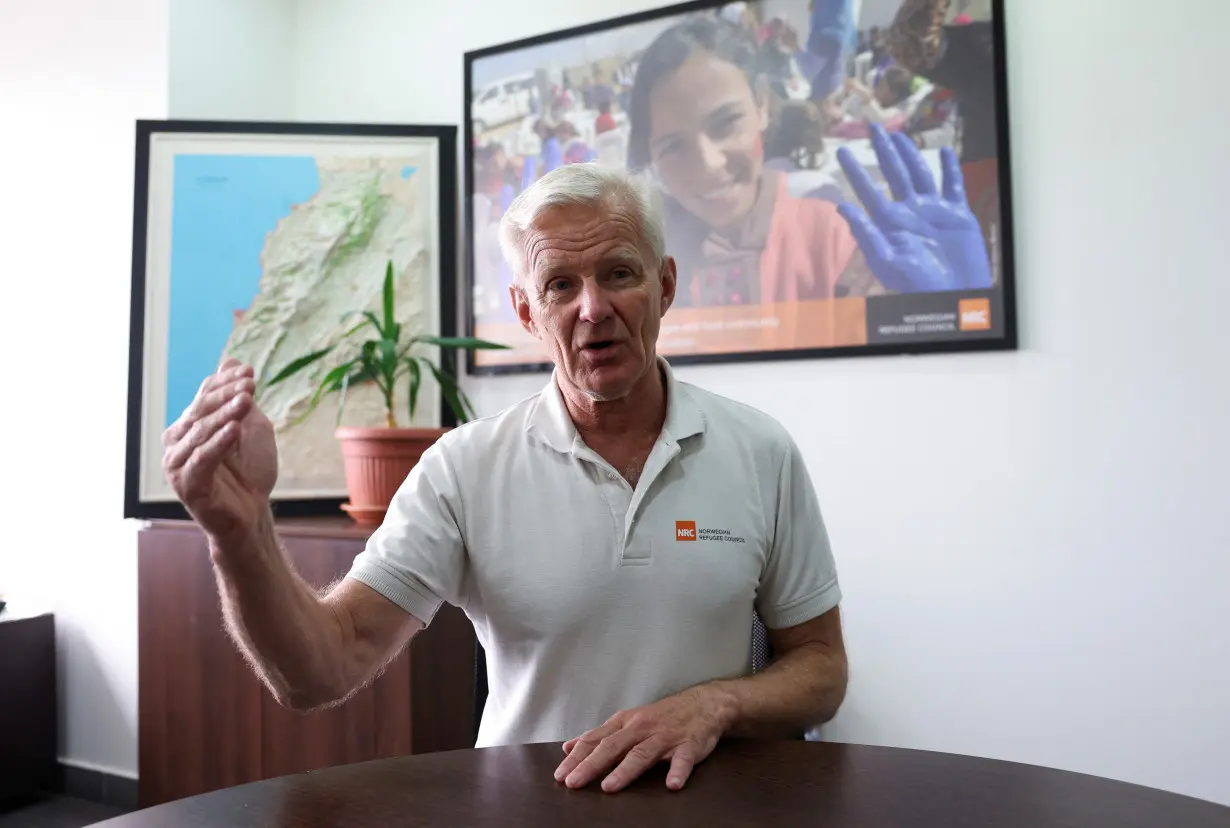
[462,0,1017,375]
[124,119,459,520]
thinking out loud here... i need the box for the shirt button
[607,472,619,481]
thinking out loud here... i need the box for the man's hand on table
[554,684,736,793]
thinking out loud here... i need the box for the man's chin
[570,362,635,401]
[582,375,635,402]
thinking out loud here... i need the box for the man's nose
[577,279,613,324]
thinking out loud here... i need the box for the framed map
[124,120,458,520]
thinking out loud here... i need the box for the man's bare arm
[706,606,849,738]
[210,508,423,711]
[161,358,422,713]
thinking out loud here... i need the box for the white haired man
[161,163,848,794]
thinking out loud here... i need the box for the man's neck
[560,361,667,444]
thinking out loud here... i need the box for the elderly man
[162,163,848,795]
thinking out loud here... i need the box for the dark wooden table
[95,740,1228,827]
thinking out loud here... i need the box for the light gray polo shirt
[347,358,842,747]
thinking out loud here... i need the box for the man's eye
[547,279,571,292]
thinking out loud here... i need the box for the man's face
[510,202,676,402]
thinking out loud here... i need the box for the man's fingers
[164,375,254,446]
[665,747,698,791]
[555,733,601,782]
[601,736,667,794]
[560,731,636,790]
[163,374,219,447]
[179,420,240,489]
[555,717,624,781]
[199,364,253,401]
[163,365,253,444]
[164,392,252,473]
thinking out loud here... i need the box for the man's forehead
[525,207,649,275]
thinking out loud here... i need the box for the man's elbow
[270,686,344,714]
[814,649,850,724]
[264,673,351,713]
[831,654,850,707]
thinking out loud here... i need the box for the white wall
[287,0,1230,806]
[168,0,296,120]
[0,0,168,779]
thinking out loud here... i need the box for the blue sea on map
[165,155,320,424]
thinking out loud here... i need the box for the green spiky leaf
[404,358,422,424]
[289,357,358,424]
[361,311,385,338]
[412,335,510,350]
[382,261,396,338]
[266,347,334,386]
[419,357,470,424]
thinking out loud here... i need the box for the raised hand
[836,124,992,293]
[554,686,728,793]
[162,358,278,544]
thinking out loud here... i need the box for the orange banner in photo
[472,299,868,368]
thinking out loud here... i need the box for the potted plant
[266,261,507,524]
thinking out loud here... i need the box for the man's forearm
[705,643,848,738]
[209,508,349,710]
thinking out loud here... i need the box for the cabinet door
[139,527,263,806]
[259,537,413,778]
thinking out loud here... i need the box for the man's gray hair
[498,163,667,282]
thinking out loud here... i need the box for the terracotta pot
[334,427,449,525]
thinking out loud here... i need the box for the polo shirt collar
[528,356,706,454]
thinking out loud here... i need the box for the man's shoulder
[677,379,794,450]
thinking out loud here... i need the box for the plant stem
[386,410,397,428]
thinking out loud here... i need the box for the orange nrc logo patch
[958,298,992,331]
[675,521,697,541]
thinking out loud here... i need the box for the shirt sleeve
[755,434,842,629]
[345,440,468,626]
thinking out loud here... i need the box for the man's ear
[659,256,677,315]
[509,283,539,338]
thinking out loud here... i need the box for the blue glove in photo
[837,125,992,293]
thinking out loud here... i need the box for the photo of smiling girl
[626,15,883,309]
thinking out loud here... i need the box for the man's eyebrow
[534,248,644,281]
[535,261,572,282]
[601,247,645,268]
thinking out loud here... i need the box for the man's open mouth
[582,341,617,351]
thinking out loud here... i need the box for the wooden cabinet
[138,518,477,807]
[0,607,57,800]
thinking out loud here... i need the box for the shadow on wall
[56,623,137,775]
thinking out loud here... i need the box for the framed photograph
[125,120,458,519]
[464,0,1016,373]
